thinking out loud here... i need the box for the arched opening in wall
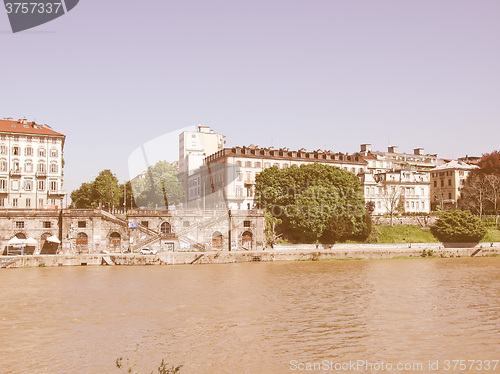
[160,222,171,236]
[109,232,121,252]
[241,231,253,250]
[40,232,57,254]
[76,232,88,253]
[212,231,223,249]
[15,233,26,239]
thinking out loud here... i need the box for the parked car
[140,248,158,255]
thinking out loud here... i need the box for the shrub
[431,210,487,243]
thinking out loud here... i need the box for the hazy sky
[1,0,499,193]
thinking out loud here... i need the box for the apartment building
[178,126,225,206]
[430,160,478,210]
[361,169,431,215]
[358,144,443,173]
[0,118,66,209]
[190,145,367,210]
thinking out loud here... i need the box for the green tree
[430,210,486,243]
[131,161,184,208]
[70,170,123,209]
[255,163,368,243]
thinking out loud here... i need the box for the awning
[8,237,24,245]
[25,237,38,245]
[46,235,61,244]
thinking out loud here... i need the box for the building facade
[179,126,225,206]
[361,170,431,215]
[430,160,478,210]
[1,208,265,254]
[0,118,66,209]
[190,145,368,210]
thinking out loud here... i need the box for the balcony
[47,190,66,197]
[36,171,47,178]
[9,169,21,177]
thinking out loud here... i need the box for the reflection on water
[0,258,499,373]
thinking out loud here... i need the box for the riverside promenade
[1,242,499,268]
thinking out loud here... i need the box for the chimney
[414,148,424,155]
[388,146,399,153]
[360,144,372,152]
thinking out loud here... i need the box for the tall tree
[478,151,500,176]
[131,161,184,208]
[70,170,123,209]
[255,163,368,243]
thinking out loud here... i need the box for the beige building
[358,144,443,173]
[191,145,367,210]
[361,170,431,215]
[0,118,66,209]
[179,126,225,206]
[430,160,478,210]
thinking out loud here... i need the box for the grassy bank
[353,225,500,244]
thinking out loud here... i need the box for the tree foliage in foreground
[71,170,125,209]
[255,163,369,243]
[431,210,486,243]
[131,161,184,208]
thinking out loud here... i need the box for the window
[12,146,20,155]
[16,221,24,228]
[236,187,243,197]
[237,172,243,181]
[78,221,87,228]
[448,193,452,199]
[245,161,252,168]
[43,221,52,229]
[51,138,57,144]
[49,181,58,191]
[283,163,289,168]
[0,179,6,190]
[38,198,44,207]
[255,162,261,168]
[264,162,270,168]
[448,179,452,186]
[12,198,18,207]
[141,221,149,228]
[40,137,45,143]
[0,160,7,172]
[433,181,437,187]
[37,162,46,173]
[441,180,444,187]
[0,145,6,155]
[25,180,33,190]
[37,180,45,190]
[244,220,251,228]
[11,180,19,190]
[246,172,251,183]
[0,198,4,207]
[38,148,46,157]
[50,149,58,157]
[50,163,58,173]
[25,198,31,207]
[236,161,242,167]
[25,147,33,156]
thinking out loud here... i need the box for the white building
[192,145,367,210]
[361,170,431,215]
[0,118,66,209]
[178,126,225,206]
[358,144,443,173]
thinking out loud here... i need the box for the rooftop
[0,118,65,137]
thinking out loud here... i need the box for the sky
[1,0,499,194]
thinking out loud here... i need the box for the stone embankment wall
[2,243,499,268]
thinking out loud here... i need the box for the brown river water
[0,258,499,374]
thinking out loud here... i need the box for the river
[0,257,499,373]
